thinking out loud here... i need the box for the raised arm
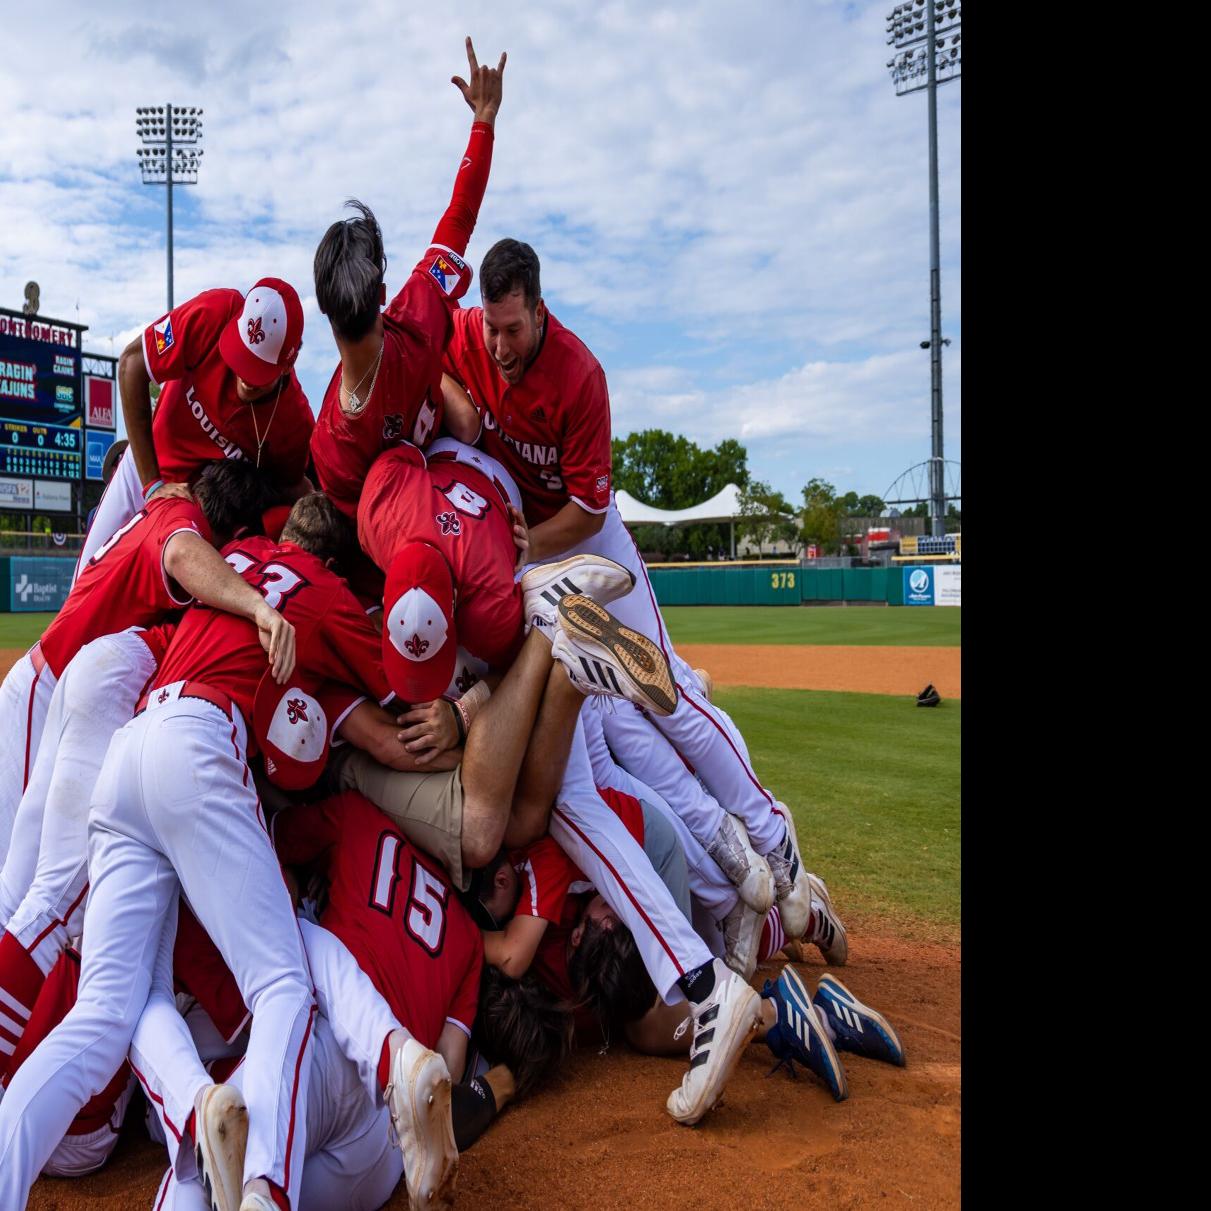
[162,530,296,682]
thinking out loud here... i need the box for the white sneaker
[386,1037,458,1210]
[764,814,811,940]
[238,1197,275,1211]
[804,873,849,966]
[692,666,714,702]
[553,595,678,717]
[194,1083,248,1211]
[708,815,774,913]
[666,967,763,1125]
[722,901,764,982]
[522,554,635,626]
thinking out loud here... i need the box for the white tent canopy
[614,483,743,527]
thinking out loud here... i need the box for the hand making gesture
[452,36,506,126]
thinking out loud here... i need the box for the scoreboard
[0,308,86,481]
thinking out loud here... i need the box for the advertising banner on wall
[84,375,116,429]
[7,556,74,612]
[0,476,33,509]
[34,480,73,512]
[934,565,962,606]
[86,430,117,481]
[903,565,935,606]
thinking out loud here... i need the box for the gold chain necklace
[248,378,284,468]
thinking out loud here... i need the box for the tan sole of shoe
[557,595,678,716]
[391,1047,459,1211]
[195,1084,249,1211]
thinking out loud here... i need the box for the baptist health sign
[3,556,74,612]
[903,565,962,607]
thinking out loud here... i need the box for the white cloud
[1,0,960,500]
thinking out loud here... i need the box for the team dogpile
[0,40,906,1211]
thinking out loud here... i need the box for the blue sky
[1,1,960,507]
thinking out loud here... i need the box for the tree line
[611,429,960,559]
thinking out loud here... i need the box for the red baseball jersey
[142,289,313,486]
[359,444,522,670]
[310,250,474,518]
[39,498,210,679]
[444,308,613,524]
[154,536,389,730]
[274,791,483,1046]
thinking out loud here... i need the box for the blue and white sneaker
[813,973,906,1067]
[761,965,848,1102]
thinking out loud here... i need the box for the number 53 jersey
[273,790,483,1048]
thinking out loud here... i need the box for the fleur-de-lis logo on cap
[247,316,266,345]
[404,633,430,658]
[286,697,309,725]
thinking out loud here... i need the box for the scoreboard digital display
[0,309,86,481]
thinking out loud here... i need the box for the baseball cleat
[386,1037,459,1210]
[238,1197,275,1211]
[553,595,678,716]
[722,900,764,982]
[521,554,635,626]
[813,973,905,1067]
[666,967,763,1126]
[762,965,848,1102]
[804,873,848,966]
[194,1083,248,1211]
[764,813,811,941]
[692,666,714,702]
[708,815,774,914]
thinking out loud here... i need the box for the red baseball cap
[383,543,457,703]
[252,674,330,790]
[219,278,304,388]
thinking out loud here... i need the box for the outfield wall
[0,555,74,612]
[647,563,961,607]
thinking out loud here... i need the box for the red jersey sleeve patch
[418,246,472,302]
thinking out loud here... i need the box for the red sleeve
[142,290,236,385]
[152,499,211,606]
[513,837,578,923]
[446,927,483,1035]
[560,366,613,514]
[431,122,494,256]
[457,582,522,672]
[318,681,368,746]
[271,796,343,868]
[321,591,392,704]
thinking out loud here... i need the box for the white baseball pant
[527,499,786,854]
[0,630,157,972]
[581,705,739,925]
[0,691,316,1210]
[149,1015,401,1211]
[549,716,714,1004]
[41,1076,137,1179]
[0,647,58,874]
[72,448,143,583]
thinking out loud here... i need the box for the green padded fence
[646,564,902,606]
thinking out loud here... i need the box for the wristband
[458,680,491,731]
[143,479,164,502]
[448,698,467,746]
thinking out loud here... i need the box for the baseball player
[0,460,282,1076]
[309,37,506,519]
[442,239,818,942]
[0,494,388,1211]
[78,277,313,575]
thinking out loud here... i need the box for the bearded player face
[482,288,546,385]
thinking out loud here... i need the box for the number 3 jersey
[273,790,483,1047]
[153,535,391,739]
[358,443,523,672]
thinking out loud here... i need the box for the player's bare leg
[504,661,585,848]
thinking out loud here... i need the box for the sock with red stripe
[759,906,787,962]
[0,930,43,1079]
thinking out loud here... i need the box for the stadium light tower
[136,105,204,311]
[887,0,960,537]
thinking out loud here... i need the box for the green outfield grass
[714,685,960,936]
[662,605,961,646]
[0,614,52,649]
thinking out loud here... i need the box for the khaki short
[331,747,468,891]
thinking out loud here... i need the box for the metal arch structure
[883,459,961,509]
